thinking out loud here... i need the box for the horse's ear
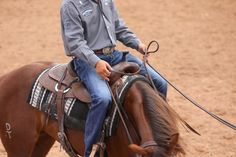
[167,133,179,155]
[128,144,147,155]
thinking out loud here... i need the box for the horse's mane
[135,81,185,156]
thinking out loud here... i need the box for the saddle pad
[27,68,150,136]
[28,72,89,131]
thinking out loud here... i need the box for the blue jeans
[73,50,167,157]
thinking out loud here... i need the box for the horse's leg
[31,132,55,157]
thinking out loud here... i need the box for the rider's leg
[74,59,112,157]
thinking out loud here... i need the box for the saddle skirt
[38,63,91,103]
[27,61,144,135]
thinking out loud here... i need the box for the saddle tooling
[28,61,145,156]
[28,62,91,131]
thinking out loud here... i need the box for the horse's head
[113,78,185,157]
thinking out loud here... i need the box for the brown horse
[0,62,185,157]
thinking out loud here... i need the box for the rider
[60,0,167,156]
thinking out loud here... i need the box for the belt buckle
[102,47,113,55]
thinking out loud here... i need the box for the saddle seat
[38,61,140,103]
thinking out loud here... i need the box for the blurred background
[0,0,236,156]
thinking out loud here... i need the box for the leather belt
[94,46,115,55]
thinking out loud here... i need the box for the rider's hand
[95,60,112,81]
[138,42,147,55]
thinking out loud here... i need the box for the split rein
[143,40,236,131]
[111,40,236,132]
[101,40,236,157]
[103,41,162,156]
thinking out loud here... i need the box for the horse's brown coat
[0,62,184,157]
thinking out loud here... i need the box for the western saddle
[38,61,140,103]
[38,62,91,103]
[37,61,140,157]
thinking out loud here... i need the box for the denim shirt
[60,0,140,67]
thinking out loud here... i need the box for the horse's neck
[106,123,136,157]
[124,83,155,143]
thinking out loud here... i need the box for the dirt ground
[0,0,236,156]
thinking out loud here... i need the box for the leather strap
[107,82,135,144]
[55,68,78,157]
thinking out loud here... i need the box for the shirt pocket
[78,0,94,18]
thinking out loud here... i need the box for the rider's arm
[60,2,100,67]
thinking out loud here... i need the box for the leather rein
[107,40,236,156]
[54,40,236,157]
[143,41,236,131]
[103,42,163,155]
[106,77,158,157]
